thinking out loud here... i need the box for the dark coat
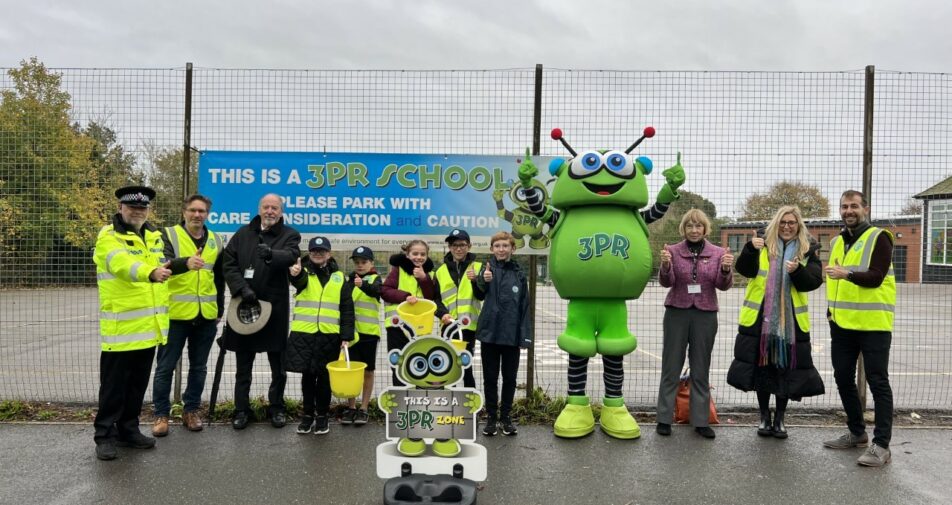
[221,215,301,353]
[474,257,532,348]
[726,240,825,400]
[286,258,356,374]
[380,254,436,304]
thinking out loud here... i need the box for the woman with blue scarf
[727,206,824,438]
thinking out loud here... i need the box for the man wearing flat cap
[221,193,301,429]
[92,185,172,460]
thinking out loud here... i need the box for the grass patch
[0,400,27,421]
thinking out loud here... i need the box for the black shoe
[271,411,287,429]
[757,411,773,437]
[656,423,672,436]
[296,415,315,434]
[116,432,156,449]
[95,442,118,461]
[482,416,497,436]
[340,408,357,425]
[354,409,369,425]
[500,417,518,436]
[772,418,788,439]
[695,427,716,439]
[232,411,250,430]
[314,415,330,435]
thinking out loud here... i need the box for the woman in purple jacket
[655,209,734,439]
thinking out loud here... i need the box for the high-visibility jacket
[827,227,896,331]
[164,225,222,320]
[738,248,810,332]
[435,262,481,331]
[93,220,170,352]
[291,270,347,337]
[352,274,381,336]
[384,269,424,327]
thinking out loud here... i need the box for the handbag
[673,367,720,425]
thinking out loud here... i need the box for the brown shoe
[152,416,169,437]
[182,411,203,432]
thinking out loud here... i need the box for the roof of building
[915,175,952,198]
[721,215,920,229]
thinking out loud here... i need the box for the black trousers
[386,327,410,386]
[301,369,331,417]
[93,347,156,444]
[481,342,521,419]
[234,351,287,415]
[830,321,893,448]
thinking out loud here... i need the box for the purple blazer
[658,239,733,312]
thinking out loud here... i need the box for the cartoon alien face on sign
[389,337,471,389]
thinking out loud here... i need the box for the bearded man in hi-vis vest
[822,189,896,468]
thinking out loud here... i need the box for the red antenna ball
[551,128,563,140]
[643,126,656,138]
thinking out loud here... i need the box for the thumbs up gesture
[353,274,363,287]
[751,232,765,250]
[483,263,493,283]
[150,261,173,282]
[824,257,849,280]
[466,265,476,281]
[659,244,672,266]
[186,247,205,271]
[721,248,735,271]
[412,266,427,281]
[289,257,302,276]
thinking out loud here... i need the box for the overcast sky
[1,0,950,72]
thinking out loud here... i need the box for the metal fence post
[525,63,543,394]
[857,64,875,408]
[172,62,195,406]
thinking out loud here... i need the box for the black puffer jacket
[474,256,532,348]
[285,258,355,374]
[726,240,825,400]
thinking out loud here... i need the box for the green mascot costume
[521,127,685,439]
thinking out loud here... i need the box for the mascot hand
[662,151,685,190]
[518,147,538,187]
[492,188,505,202]
[378,392,397,414]
[464,392,482,414]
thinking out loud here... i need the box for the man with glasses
[433,229,483,388]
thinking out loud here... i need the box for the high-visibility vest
[384,269,424,327]
[738,248,811,332]
[352,274,381,337]
[291,270,346,336]
[93,223,170,352]
[434,262,481,331]
[827,227,896,331]
[165,225,222,320]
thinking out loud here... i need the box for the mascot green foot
[599,397,641,440]
[529,234,551,249]
[554,395,595,438]
[397,437,426,457]
[594,299,637,356]
[513,235,526,249]
[432,439,461,457]
[557,300,598,358]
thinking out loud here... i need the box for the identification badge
[244,266,255,279]
[687,284,702,294]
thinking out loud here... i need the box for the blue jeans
[152,318,218,416]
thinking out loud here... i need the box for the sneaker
[271,411,287,429]
[857,444,891,467]
[354,409,370,425]
[314,415,330,435]
[95,442,118,461]
[500,417,518,436]
[116,432,156,449]
[152,416,169,437]
[823,431,870,449]
[695,426,716,439]
[340,408,357,425]
[656,423,672,436]
[482,416,498,436]
[296,415,315,434]
[232,411,249,430]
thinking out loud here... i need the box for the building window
[927,199,952,266]
[728,233,749,252]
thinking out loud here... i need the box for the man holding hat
[433,229,484,388]
[221,193,301,430]
[92,185,172,460]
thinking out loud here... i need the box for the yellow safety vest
[435,262,481,331]
[291,270,347,337]
[738,248,811,332]
[352,274,381,337]
[165,225,222,320]
[384,269,424,327]
[827,227,896,331]
[93,223,170,352]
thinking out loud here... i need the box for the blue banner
[198,151,555,253]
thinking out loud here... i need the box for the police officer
[433,229,483,388]
[92,185,171,461]
[151,194,225,436]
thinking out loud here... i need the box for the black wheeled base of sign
[383,463,477,505]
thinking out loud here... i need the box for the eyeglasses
[779,220,799,228]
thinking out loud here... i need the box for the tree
[899,198,922,216]
[647,190,721,273]
[741,181,830,221]
[141,142,197,227]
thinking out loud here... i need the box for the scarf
[759,238,798,369]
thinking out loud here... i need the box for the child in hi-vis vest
[380,239,436,386]
[340,246,382,426]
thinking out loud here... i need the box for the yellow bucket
[327,350,367,398]
[397,299,437,335]
[449,339,468,353]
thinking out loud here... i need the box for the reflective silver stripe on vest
[356,315,379,325]
[828,301,895,312]
[354,301,378,311]
[129,261,145,280]
[201,263,215,271]
[794,305,809,314]
[171,294,217,303]
[441,286,458,299]
[101,306,169,321]
[291,314,340,325]
[743,300,761,311]
[106,249,124,266]
[166,226,181,257]
[318,316,340,325]
[321,302,340,311]
[296,301,321,309]
[757,269,768,277]
[102,332,161,344]
[97,272,116,281]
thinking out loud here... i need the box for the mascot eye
[570,151,603,178]
[514,188,527,201]
[408,355,429,378]
[604,151,634,178]
[428,349,451,375]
